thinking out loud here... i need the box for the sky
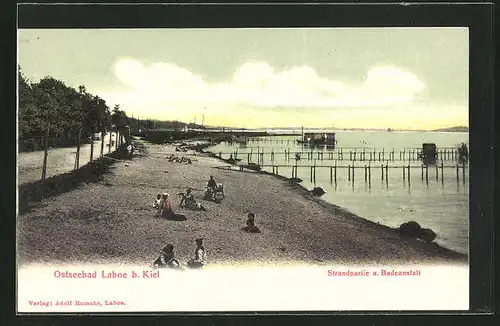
[17,28,469,129]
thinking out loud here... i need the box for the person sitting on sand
[187,238,207,269]
[153,244,181,268]
[180,189,207,211]
[242,213,261,233]
[153,194,162,210]
[159,193,175,219]
[207,175,217,192]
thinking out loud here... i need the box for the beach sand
[17,139,467,267]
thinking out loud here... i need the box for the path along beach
[17,139,467,267]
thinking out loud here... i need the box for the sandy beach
[17,139,467,267]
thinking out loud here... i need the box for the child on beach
[153,194,162,210]
[187,238,207,269]
[242,213,261,233]
[153,244,181,269]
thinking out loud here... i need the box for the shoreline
[182,138,468,262]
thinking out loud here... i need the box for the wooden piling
[456,164,459,183]
[334,162,337,184]
[407,165,411,185]
[352,163,355,183]
[385,163,389,182]
[421,164,424,181]
[441,161,444,185]
[348,165,351,181]
[381,164,384,181]
[364,165,367,182]
[435,163,439,181]
[403,165,406,181]
[462,162,466,184]
[425,164,429,184]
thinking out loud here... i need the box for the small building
[299,132,336,146]
[421,143,437,165]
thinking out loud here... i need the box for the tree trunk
[90,126,95,162]
[41,123,50,180]
[100,129,105,157]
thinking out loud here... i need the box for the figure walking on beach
[243,213,261,233]
[187,238,207,269]
[153,244,181,269]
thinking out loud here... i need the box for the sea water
[206,131,469,254]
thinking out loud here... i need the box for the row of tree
[18,66,130,152]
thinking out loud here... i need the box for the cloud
[106,58,425,109]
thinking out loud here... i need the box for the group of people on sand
[153,238,206,269]
[153,176,217,219]
[151,214,261,270]
[167,154,192,164]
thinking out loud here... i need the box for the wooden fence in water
[216,146,463,164]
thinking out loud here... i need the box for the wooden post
[456,164,459,183]
[41,122,50,180]
[334,162,337,184]
[462,162,466,184]
[330,166,333,182]
[421,164,424,181]
[435,162,439,181]
[381,164,384,181]
[364,165,367,182]
[368,164,371,184]
[352,163,355,183]
[407,165,411,185]
[425,164,429,184]
[441,161,444,185]
[385,163,389,182]
[313,164,316,183]
[403,165,406,182]
[348,165,351,181]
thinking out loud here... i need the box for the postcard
[17,27,469,312]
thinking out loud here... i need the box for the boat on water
[297,132,336,146]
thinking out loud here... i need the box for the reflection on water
[207,131,469,254]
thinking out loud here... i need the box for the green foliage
[18,67,120,152]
